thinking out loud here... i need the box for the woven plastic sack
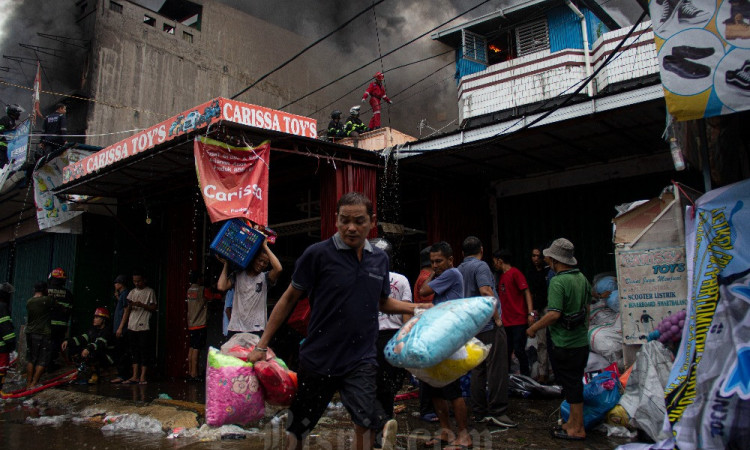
[254,358,297,407]
[408,338,489,387]
[385,296,496,368]
[205,348,264,426]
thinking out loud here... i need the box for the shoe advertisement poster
[650,0,750,120]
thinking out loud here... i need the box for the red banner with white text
[194,136,270,224]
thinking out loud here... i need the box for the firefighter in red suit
[361,71,392,130]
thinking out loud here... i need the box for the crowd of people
[0,268,161,390]
[0,191,593,448]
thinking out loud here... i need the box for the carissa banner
[194,136,270,224]
[63,98,315,183]
[649,1,750,120]
[616,246,688,344]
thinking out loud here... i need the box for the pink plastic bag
[205,348,264,426]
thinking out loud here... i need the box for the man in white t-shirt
[217,239,282,338]
[370,238,413,448]
[117,272,157,384]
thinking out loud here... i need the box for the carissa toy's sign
[62,98,317,183]
[615,246,688,344]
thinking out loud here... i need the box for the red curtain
[164,200,199,379]
[426,189,491,266]
[320,163,378,240]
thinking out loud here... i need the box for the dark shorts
[549,344,589,404]
[26,333,53,367]
[226,330,263,340]
[188,327,207,349]
[129,330,154,367]
[421,377,463,401]
[286,362,382,440]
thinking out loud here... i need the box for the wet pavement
[1,370,639,449]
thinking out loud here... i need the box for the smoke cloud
[0,0,87,115]
[0,0,644,138]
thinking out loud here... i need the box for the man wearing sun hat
[527,238,591,441]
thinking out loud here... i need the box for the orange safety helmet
[94,307,110,320]
[49,268,67,280]
[374,71,384,81]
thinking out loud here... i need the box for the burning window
[183,31,193,43]
[109,1,123,13]
[486,31,516,65]
[163,23,175,35]
[144,15,156,27]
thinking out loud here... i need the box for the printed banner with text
[649,0,750,120]
[194,136,270,224]
[34,148,90,232]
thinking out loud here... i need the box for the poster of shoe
[650,0,750,119]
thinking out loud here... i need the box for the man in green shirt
[527,238,590,440]
[26,282,55,388]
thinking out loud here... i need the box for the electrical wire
[230,0,386,100]
[278,0,493,110]
[0,79,168,118]
[312,49,453,117]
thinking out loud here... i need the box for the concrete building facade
[79,0,336,148]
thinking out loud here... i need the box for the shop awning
[53,98,382,199]
[397,87,673,196]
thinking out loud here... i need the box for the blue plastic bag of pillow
[605,289,620,312]
[560,371,622,430]
[384,296,497,369]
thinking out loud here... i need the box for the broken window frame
[462,29,488,65]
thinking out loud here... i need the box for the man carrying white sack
[247,192,424,450]
[419,241,473,450]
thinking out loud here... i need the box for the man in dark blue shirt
[40,103,67,160]
[248,192,421,450]
[419,241,473,449]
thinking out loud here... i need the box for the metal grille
[515,18,550,56]
[462,29,488,64]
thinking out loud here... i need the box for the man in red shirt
[362,72,392,130]
[493,249,534,376]
[413,246,434,304]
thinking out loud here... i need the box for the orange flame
[489,44,502,53]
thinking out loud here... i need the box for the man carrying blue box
[217,239,282,339]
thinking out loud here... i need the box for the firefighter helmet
[94,307,110,320]
[49,268,67,280]
[6,104,24,120]
[331,110,342,119]
[349,105,360,117]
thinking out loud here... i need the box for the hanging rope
[371,0,391,131]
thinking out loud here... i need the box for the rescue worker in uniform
[47,268,74,369]
[362,72,392,130]
[327,110,346,140]
[39,103,67,160]
[344,106,368,138]
[1,104,24,168]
